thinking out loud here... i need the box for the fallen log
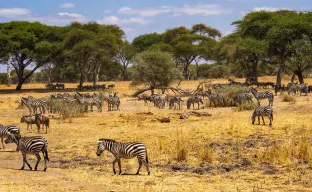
[156,117,170,123]
[190,111,212,117]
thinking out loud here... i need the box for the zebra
[186,96,204,110]
[153,94,167,109]
[96,139,150,175]
[251,106,273,126]
[204,92,225,107]
[231,92,253,106]
[74,92,102,112]
[169,96,183,109]
[249,87,274,106]
[138,94,151,106]
[287,83,308,96]
[0,125,20,150]
[21,97,32,115]
[108,92,120,111]
[21,114,41,133]
[5,131,49,171]
[27,96,47,114]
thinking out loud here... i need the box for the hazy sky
[0,0,311,72]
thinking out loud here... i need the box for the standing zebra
[251,106,273,126]
[186,96,204,110]
[204,92,225,107]
[231,92,253,106]
[21,97,32,115]
[96,139,150,175]
[107,93,120,111]
[5,131,49,171]
[74,92,102,112]
[249,87,274,106]
[169,96,183,109]
[27,96,47,114]
[0,125,20,150]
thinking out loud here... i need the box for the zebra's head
[5,131,20,144]
[96,140,105,156]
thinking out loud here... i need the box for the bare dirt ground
[0,77,312,192]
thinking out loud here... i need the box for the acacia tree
[131,50,180,95]
[114,40,137,81]
[0,21,61,90]
[64,22,123,89]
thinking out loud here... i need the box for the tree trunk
[291,74,296,83]
[252,62,258,83]
[297,73,304,84]
[195,61,199,80]
[276,56,285,86]
[7,56,11,86]
[79,69,84,91]
[121,69,126,81]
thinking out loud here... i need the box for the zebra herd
[1,81,307,175]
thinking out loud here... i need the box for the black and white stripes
[5,131,49,171]
[0,125,20,150]
[96,139,150,175]
[249,87,274,106]
[251,106,273,126]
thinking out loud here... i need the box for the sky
[0,0,311,72]
[1,0,311,41]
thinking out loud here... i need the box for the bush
[176,130,188,162]
[50,100,85,119]
[233,102,258,112]
[214,85,250,107]
[280,92,296,104]
[198,145,214,164]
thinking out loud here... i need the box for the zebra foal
[96,139,150,175]
[5,131,49,171]
[251,106,273,126]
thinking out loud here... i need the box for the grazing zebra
[204,92,225,107]
[108,92,120,111]
[251,106,273,126]
[5,131,49,171]
[186,96,204,110]
[231,92,253,106]
[249,87,274,106]
[169,96,183,109]
[287,83,308,96]
[96,139,150,175]
[0,125,20,150]
[21,114,41,133]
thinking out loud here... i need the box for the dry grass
[0,77,312,191]
[280,92,296,104]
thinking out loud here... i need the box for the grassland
[0,76,312,192]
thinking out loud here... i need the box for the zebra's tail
[43,140,50,162]
[145,149,149,164]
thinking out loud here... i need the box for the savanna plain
[1,77,312,192]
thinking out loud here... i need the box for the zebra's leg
[90,103,93,112]
[21,152,32,170]
[36,122,40,133]
[1,136,4,149]
[141,159,150,175]
[257,116,260,125]
[117,159,122,175]
[34,153,41,171]
[269,116,272,126]
[261,116,265,125]
[112,159,117,174]
[136,158,143,175]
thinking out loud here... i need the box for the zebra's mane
[99,138,117,143]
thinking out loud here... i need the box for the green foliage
[215,85,250,107]
[131,50,181,88]
[233,102,258,112]
[198,63,230,78]
[132,33,163,52]
[0,73,7,84]
[50,100,85,119]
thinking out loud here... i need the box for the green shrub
[214,85,250,107]
[50,100,85,119]
[233,102,258,112]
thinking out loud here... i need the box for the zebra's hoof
[43,168,47,172]
[29,167,32,171]
[20,167,24,170]
[148,172,150,175]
